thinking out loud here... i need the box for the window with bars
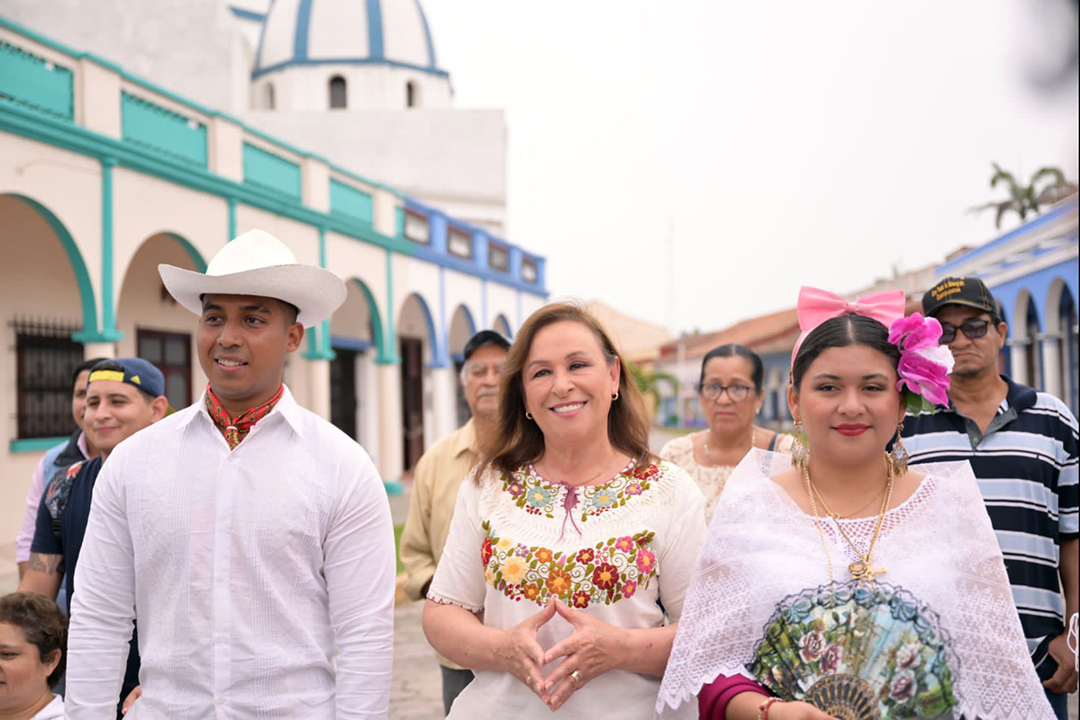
[137,328,192,409]
[15,320,84,439]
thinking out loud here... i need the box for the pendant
[848,560,885,583]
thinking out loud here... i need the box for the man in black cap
[20,358,168,717]
[902,276,1078,716]
[400,329,511,714]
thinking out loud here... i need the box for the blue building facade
[935,196,1079,413]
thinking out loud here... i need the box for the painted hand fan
[749,582,958,720]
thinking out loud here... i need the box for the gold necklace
[703,429,756,467]
[805,471,835,588]
[804,462,894,585]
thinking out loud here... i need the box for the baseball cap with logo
[922,276,1000,319]
[87,357,167,399]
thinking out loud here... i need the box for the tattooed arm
[18,551,64,600]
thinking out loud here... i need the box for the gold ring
[569,669,582,687]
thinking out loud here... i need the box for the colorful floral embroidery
[499,462,662,521]
[480,520,657,606]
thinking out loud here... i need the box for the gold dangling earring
[886,422,909,476]
[790,420,809,471]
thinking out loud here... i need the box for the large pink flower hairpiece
[888,313,954,413]
[792,287,907,365]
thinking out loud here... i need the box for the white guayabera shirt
[65,387,396,720]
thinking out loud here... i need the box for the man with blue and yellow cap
[20,357,168,717]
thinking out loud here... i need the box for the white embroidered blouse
[656,450,1055,720]
[428,460,707,719]
[659,432,793,523]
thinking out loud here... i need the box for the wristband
[757,697,783,720]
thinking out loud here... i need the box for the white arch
[1013,288,1036,339]
[1046,277,1069,331]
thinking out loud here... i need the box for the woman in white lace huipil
[423,304,706,719]
[660,344,792,523]
[657,289,1055,720]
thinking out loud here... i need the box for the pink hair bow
[791,286,907,365]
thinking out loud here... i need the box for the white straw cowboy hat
[158,229,346,328]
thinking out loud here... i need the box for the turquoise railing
[0,40,73,120]
[243,142,302,199]
[330,179,374,225]
[121,92,207,167]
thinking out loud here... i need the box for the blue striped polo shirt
[902,375,1079,676]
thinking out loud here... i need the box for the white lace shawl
[655,450,1054,720]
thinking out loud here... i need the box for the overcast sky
[422,0,1078,333]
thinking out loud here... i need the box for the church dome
[253,0,448,79]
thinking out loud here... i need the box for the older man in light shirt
[65,230,396,719]
[400,329,510,714]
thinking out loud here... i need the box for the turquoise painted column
[303,226,335,361]
[378,247,399,364]
[227,197,237,241]
[376,247,403,495]
[97,157,122,343]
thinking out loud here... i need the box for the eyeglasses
[464,362,503,379]
[939,319,993,344]
[698,382,754,402]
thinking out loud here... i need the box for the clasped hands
[496,598,626,712]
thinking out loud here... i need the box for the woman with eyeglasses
[660,344,792,522]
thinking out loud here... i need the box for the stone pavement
[389,597,444,720]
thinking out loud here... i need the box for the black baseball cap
[462,330,511,361]
[922,276,1000,319]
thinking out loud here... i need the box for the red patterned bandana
[205,384,284,450]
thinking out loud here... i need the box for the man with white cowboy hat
[65,230,397,719]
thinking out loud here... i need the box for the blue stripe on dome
[230,6,265,22]
[366,0,385,60]
[414,0,437,69]
[294,0,314,60]
[254,0,277,71]
[252,56,449,79]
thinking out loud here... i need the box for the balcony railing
[0,39,73,120]
[121,91,207,167]
[242,141,301,199]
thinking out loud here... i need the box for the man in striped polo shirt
[902,276,1078,717]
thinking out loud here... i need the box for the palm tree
[628,362,678,424]
[970,163,1078,229]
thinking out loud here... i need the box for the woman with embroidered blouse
[660,344,793,522]
[656,288,1054,720]
[422,303,707,718]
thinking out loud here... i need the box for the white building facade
[0,9,546,562]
